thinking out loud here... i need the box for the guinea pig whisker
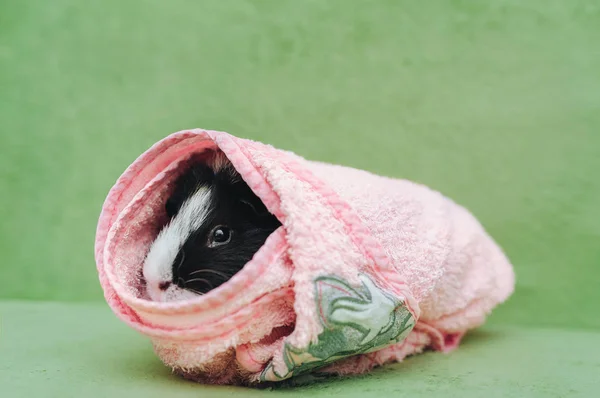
[184,277,213,288]
[176,250,186,271]
[187,269,230,280]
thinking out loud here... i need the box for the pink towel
[94,129,515,385]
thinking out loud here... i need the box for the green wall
[1,0,599,331]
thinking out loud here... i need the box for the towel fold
[94,129,514,385]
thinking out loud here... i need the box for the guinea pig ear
[228,177,281,227]
[239,198,267,217]
[238,198,281,229]
[165,197,179,218]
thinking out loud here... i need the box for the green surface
[2,301,599,398]
[1,0,599,396]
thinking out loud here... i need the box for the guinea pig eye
[208,226,232,247]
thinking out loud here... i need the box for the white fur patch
[143,185,213,302]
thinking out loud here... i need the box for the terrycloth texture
[95,129,515,385]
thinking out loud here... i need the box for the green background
[1,0,599,396]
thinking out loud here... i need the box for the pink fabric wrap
[94,129,515,385]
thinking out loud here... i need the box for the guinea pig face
[142,184,214,302]
[142,157,280,302]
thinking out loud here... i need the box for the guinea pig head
[142,155,281,302]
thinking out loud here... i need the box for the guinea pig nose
[158,281,171,291]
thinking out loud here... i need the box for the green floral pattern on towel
[260,274,415,381]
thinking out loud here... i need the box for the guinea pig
[142,151,281,302]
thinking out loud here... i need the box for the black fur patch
[167,154,281,294]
